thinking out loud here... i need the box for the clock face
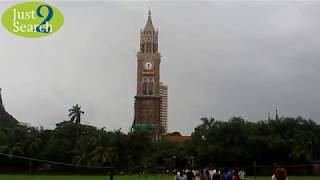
[144,61,153,71]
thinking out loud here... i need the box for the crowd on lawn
[174,168,246,180]
[174,167,288,180]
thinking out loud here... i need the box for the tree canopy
[0,106,319,174]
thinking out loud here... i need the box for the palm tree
[68,104,84,139]
[25,134,42,172]
[90,146,113,165]
[25,131,42,155]
[290,138,313,161]
[72,137,93,166]
[200,117,215,130]
[72,148,91,166]
[90,128,115,166]
[68,104,84,125]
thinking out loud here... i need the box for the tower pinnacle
[275,108,279,121]
[140,9,158,54]
[144,9,155,32]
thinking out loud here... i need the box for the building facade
[134,11,167,140]
[159,82,168,134]
[0,88,18,127]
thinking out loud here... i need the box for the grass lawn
[0,175,171,180]
[0,175,319,180]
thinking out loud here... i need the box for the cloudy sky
[1,1,320,135]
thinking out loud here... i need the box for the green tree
[90,128,114,165]
[90,146,113,165]
[24,128,42,156]
[72,137,94,166]
[0,129,24,157]
[68,104,84,139]
[68,104,84,125]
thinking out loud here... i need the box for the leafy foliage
[0,105,319,172]
[191,116,320,166]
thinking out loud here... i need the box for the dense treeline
[0,106,319,173]
[192,117,320,167]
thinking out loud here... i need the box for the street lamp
[172,156,176,171]
[190,156,194,169]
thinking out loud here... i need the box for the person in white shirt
[238,169,245,180]
[176,170,187,180]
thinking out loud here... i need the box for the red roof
[162,132,192,142]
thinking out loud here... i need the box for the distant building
[162,132,192,143]
[160,82,168,134]
[0,88,18,127]
[133,10,168,140]
[18,122,31,127]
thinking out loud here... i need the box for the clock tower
[134,10,162,140]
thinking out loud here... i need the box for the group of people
[174,168,246,180]
[174,167,288,180]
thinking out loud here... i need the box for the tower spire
[275,108,279,121]
[144,9,155,32]
[140,9,158,53]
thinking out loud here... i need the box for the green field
[0,175,319,180]
[0,175,170,180]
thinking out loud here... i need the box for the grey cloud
[1,1,320,135]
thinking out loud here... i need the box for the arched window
[140,43,145,53]
[148,78,154,95]
[146,42,151,53]
[147,33,151,40]
[142,78,148,95]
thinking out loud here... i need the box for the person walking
[223,169,230,180]
[271,167,288,180]
[232,170,240,180]
[238,169,245,180]
[176,170,187,180]
[186,169,195,180]
[204,169,211,180]
[214,170,222,180]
